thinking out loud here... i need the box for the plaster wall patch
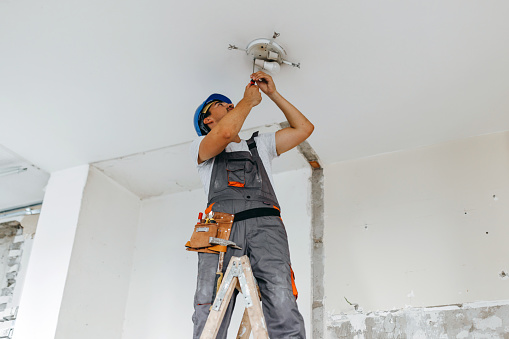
[327,300,509,338]
[427,312,439,323]
[348,313,367,332]
[456,330,469,338]
[411,329,426,339]
[473,315,502,331]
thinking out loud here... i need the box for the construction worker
[190,71,313,338]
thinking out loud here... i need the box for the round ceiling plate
[245,38,287,63]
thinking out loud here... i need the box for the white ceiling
[93,124,309,199]
[1,1,509,208]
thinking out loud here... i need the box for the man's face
[203,101,234,129]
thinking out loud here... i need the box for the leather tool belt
[186,212,234,254]
[185,207,281,254]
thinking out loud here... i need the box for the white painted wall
[122,167,312,338]
[121,188,204,338]
[324,131,509,314]
[54,167,141,339]
[13,165,90,339]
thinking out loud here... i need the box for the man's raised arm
[198,83,262,164]
[251,71,314,156]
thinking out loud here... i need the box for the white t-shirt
[190,132,278,197]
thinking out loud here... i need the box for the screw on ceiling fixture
[229,32,300,74]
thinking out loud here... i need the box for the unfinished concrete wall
[0,221,23,338]
[121,168,312,338]
[323,131,509,337]
[328,300,509,338]
[0,222,21,309]
[0,211,41,338]
[11,214,39,312]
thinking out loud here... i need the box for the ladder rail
[238,256,267,338]
[200,256,269,339]
[200,258,240,339]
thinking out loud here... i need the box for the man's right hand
[197,82,261,164]
[243,82,262,107]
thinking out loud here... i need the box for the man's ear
[203,116,213,125]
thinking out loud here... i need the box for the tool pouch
[188,223,218,249]
[186,212,234,254]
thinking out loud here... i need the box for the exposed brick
[0,229,17,239]
[7,258,19,267]
[7,251,21,258]
[0,327,13,338]
[0,320,14,330]
[12,236,24,244]
[0,307,17,321]
[9,243,21,251]
[0,221,24,337]
[1,289,12,297]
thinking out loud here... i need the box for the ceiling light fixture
[0,166,28,178]
[0,207,41,219]
[229,32,300,74]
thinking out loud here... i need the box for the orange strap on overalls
[290,266,298,300]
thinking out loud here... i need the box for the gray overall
[192,132,306,339]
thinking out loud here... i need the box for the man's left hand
[251,71,277,97]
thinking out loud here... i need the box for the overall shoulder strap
[247,131,259,150]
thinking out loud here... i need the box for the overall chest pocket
[226,158,262,188]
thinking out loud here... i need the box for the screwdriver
[250,59,256,85]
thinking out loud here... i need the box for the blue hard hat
[193,93,232,136]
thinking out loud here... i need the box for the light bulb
[254,59,281,74]
[263,61,280,73]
